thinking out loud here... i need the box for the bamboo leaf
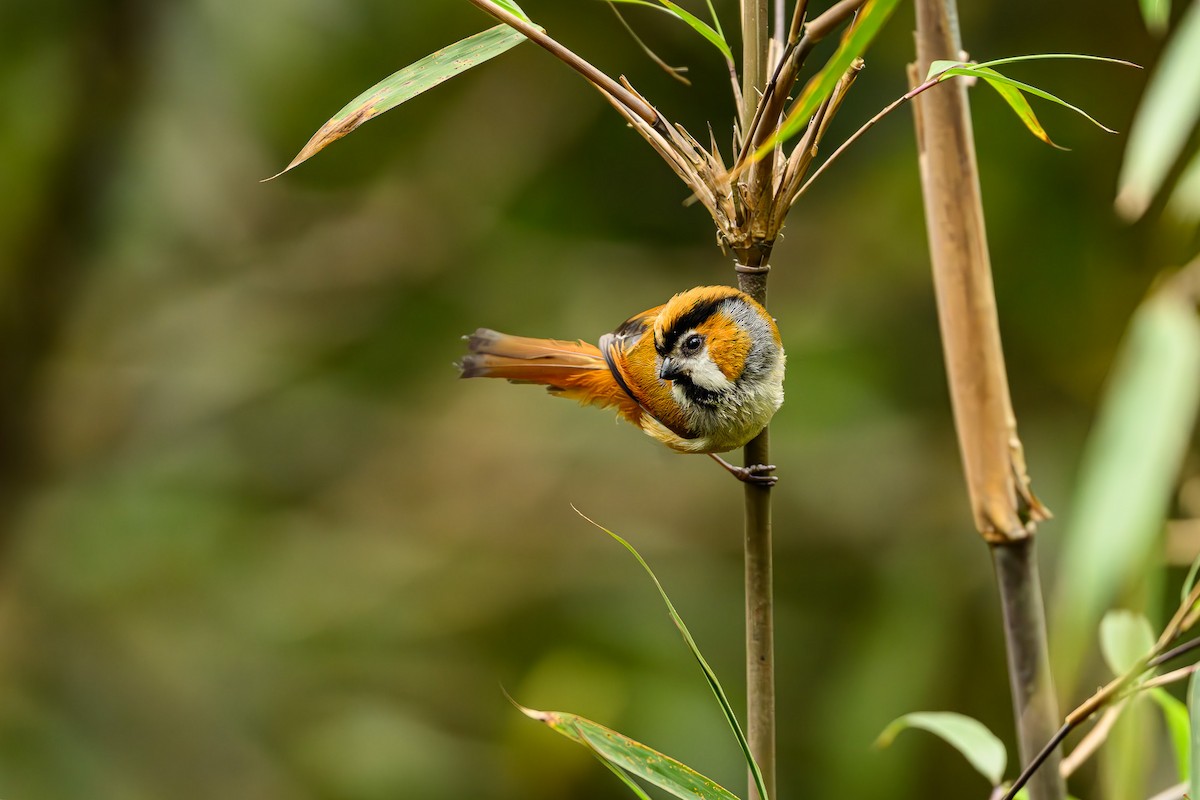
[970,54,1138,71]
[573,508,769,800]
[518,704,741,800]
[1182,545,1200,604]
[1053,286,1200,691]
[1190,669,1200,800]
[660,0,733,61]
[270,25,528,178]
[1150,688,1190,782]
[1099,610,1156,675]
[607,0,733,61]
[1166,143,1200,224]
[932,64,1117,135]
[765,0,902,155]
[974,67,1066,149]
[876,711,1007,785]
[1117,0,1200,219]
[1140,0,1171,33]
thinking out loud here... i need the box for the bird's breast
[616,333,695,440]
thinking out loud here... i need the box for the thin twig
[466,0,661,129]
[1059,701,1125,778]
[737,0,867,170]
[772,0,785,69]
[1139,663,1200,691]
[605,2,691,85]
[1001,600,1200,800]
[1146,635,1200,669]
[788,0,809,43]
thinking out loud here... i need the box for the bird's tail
[459,329,607,386]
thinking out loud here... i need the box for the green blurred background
[2,1,1196,798]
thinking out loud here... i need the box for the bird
[459,285,785,485]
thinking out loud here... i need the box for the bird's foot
[708,454,778,486]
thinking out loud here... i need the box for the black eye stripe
[657,299,725,355]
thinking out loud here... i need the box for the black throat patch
[671,374,721,408]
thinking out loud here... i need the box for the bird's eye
[682,334,703,354]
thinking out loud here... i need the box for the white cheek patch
[688,350,733,391]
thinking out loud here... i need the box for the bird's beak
[659,358,683,381]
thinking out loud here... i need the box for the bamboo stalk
[737,264,774,800]
[910,2,1062,799]
[741,0,769,132]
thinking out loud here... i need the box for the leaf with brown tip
[266,24,528,180]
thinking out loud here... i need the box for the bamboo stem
[741,0,769,132]
[992,540,1064,800]
[910,1,1062,799]
[737,264,774,800]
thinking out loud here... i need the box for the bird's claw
[708,454,778,486]
[733,463,777,487]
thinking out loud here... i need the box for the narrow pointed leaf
[519,705,741,800]
[973,54,1139,71]
[595,756,656,800]
[1166,141,1200,224]
[660,0,733,61]
[1117,0,1200,219]
[974,68,1066,149]
[1053,287,1200,691]
[876,712,1007,785]
[925,54,1138,81]
[490,0,532,20]
[1140,0,1171,33]
[271,25,527,178]
[573,509,769,800]
[607,0,732,61]
[1150,688,1191,782]
[703,0,725,40]
[1099,610,1156,675]
[764,0,902,155]
[933,65,1117,134]
[1189,669,1200,800]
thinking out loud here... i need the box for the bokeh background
[2,1,1197,798]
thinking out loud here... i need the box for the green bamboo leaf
[1053,287,1200,692]
[1099,610,1156,675]
[764,0,902,155]
[573,508,769,800]
[933,65,1117,134]
[1140,0,1171,33]
[972,54,1139,71]
[703,0,725,40]
[607,0,732,61]
[270,24,528,178]
[1150,688,1191,782]
[1117,0,1200,219]
[1182,545,1200,604]
[595,755,656,800]
[876,711,1007,785]
[973,67,1066,149]
[491,0,532,20]
[1190,669,1200,800]
[1166,141,1200,224]
[518,704,741,800]
[661,0,733,60]
[924,54,1138,81]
